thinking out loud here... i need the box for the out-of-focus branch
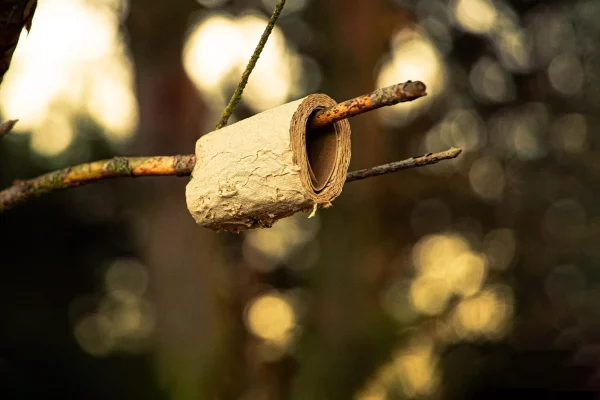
[0,0,37,83]
[0,149,461,212]
[345,148,462,182]
[0,1,37,130]
[215,0,286,130]
[0,119,17,138]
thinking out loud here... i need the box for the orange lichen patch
[132,157,171,175]
[307,81,426,130]
[131,155,197,176]
[63,163,107,183]
[0,155,196,211]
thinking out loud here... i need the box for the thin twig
[215,0,286,130]
[0,150,461,212]
[0,155,195,212]
[309,81,427,130]
[346,148,462,182]
[0,119,18,139]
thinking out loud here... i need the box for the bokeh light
[377,29,446,126]
[451,0,497,34]
[494,26,534,73]
[488,103,549,160]
[0,0,138,158]
[358,337,440,399]
[104,258,149,296]
[548,53,584,97]
[408,233,488,316]
[423,108,486,155]
[551,114,588,154]
[72,258,154,357]
[245,292,297,354]
[29,111,75,157]
[243,212,320,272]
[395,338,440,397]
[452,285,514,340]
[468,155,505,201]
[183,12,304,115]
[74,314,115,357]
[410,276,452,316]
[98,291,155,347]
[376,225,516,397]
[469,56,514,104]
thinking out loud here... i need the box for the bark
[0,0,36,83]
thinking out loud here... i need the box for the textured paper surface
[186,94,351,232]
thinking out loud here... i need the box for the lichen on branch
[0,149,462,212]
[0,155,196,211]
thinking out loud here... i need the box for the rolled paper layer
[186,94,351,232]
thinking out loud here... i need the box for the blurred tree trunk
[293,1,412,398]
[125,3,234,399]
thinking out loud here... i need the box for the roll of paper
[185,94,352,232]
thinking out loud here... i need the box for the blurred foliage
[2,0,600,399]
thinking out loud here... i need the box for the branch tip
[345,148,462,183]
[308,80,428,130]
[0,119,18,138]
[400,80,427,100]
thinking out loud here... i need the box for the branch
[0,150,460,212]
[0,0,37,83]
[0,155,195,212]
[0,119,18,139]
[215,0,286,130]
[345,148,462,182]
[308,81,426,130]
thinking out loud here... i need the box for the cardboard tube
[185,94,351,232]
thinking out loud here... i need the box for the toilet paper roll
[185,93,351,232]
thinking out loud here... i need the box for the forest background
[1,0,599,398]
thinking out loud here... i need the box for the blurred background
[1,0,600,398]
